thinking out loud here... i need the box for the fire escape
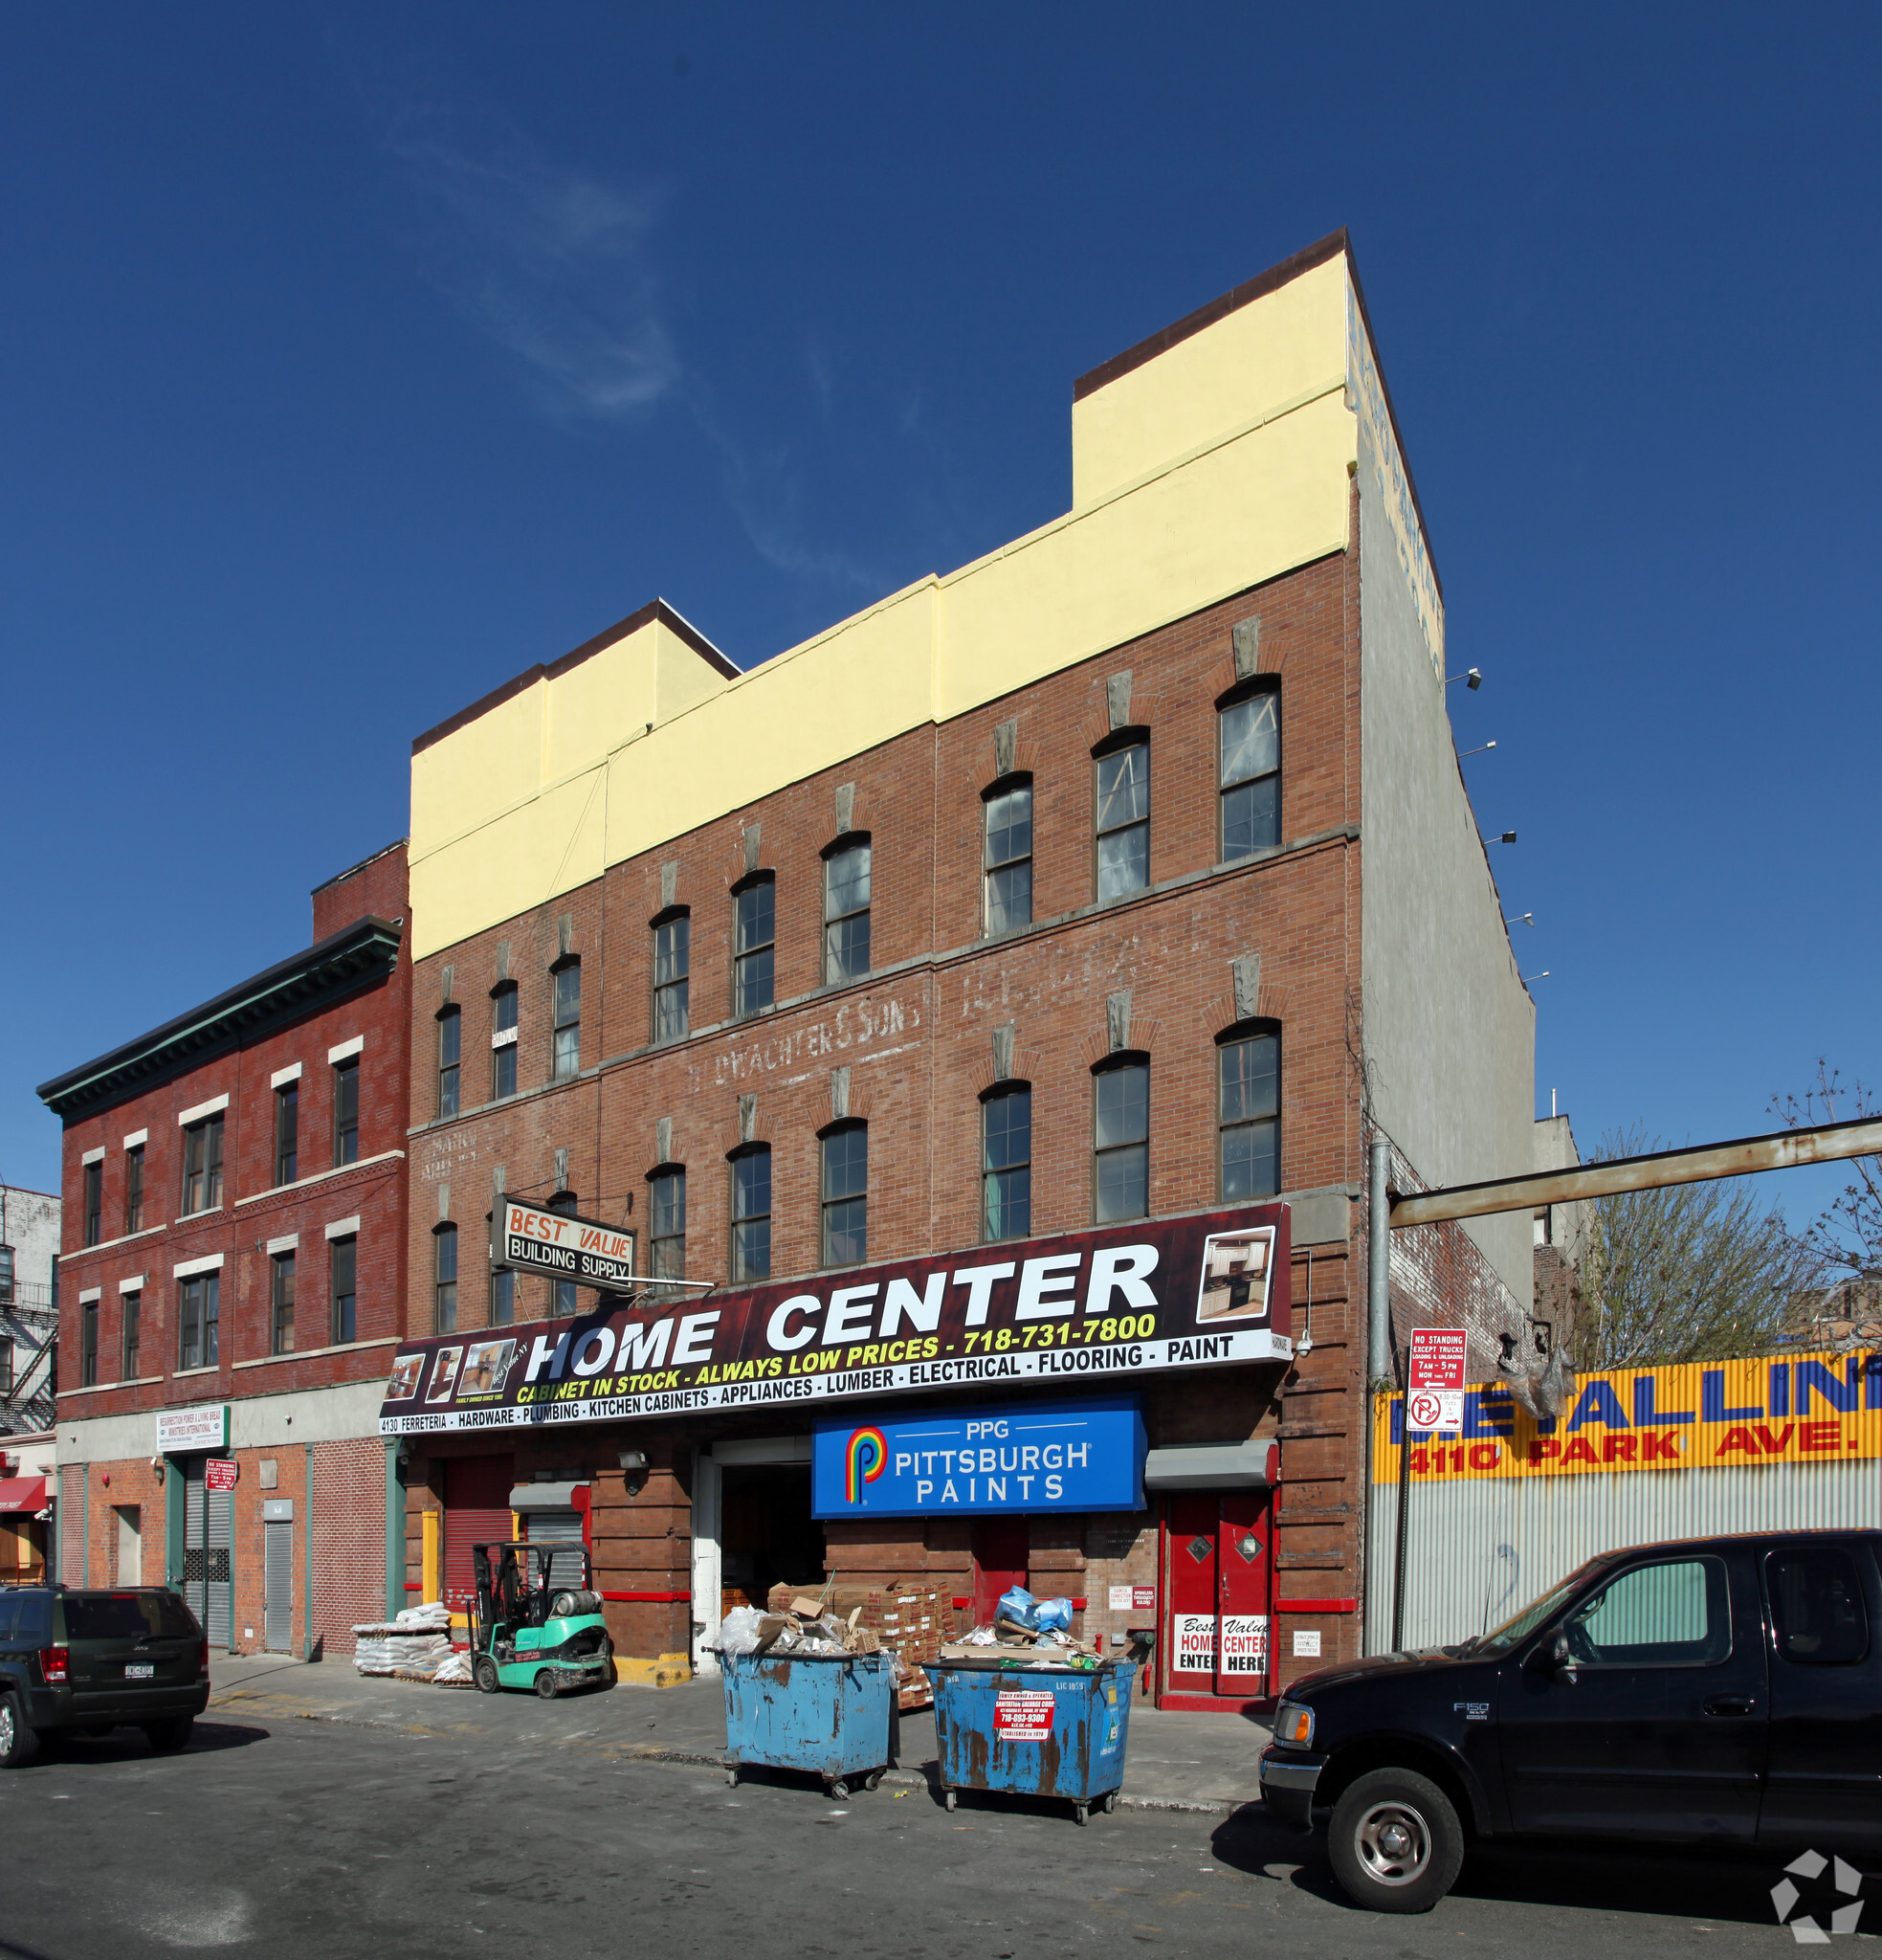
[0,1281,56,1435]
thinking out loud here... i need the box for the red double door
[1161,1490,1274,1709]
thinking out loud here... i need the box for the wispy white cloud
[387,106,677,417]
[377,100,890,600]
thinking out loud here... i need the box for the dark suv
[1259,1530,1882,1912]
[0,1585,210,1766]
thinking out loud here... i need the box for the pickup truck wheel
[0,1693,40,1769]
[1328,1768,1464,1914]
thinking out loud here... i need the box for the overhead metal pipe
[1388,1117,1882,1229]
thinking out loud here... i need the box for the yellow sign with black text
[1372,1348,1882,1482]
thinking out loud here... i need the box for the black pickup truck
[0,1585,210,1766]
[1259,1529,1882,1911]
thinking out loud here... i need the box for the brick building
[36,841,411,1656]
[375,232,1543,1707]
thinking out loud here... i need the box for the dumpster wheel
[828,1778,850,1800]
[1100,1792,1118,1815]
[725,1767,739,1789]
[865,1770,884,1791]
[1074,1802,1089,1826]
[943,1789,956,1812]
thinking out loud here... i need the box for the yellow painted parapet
[408,237,1431,962]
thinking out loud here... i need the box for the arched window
[1218,681,1280,860]
[733,874,775,1016]
[1093,1055,1149,1222]
[981,1083,1031,1241]
[1218,1022,1280,1200]
[729,1145,771,1281]
[821,1122,868,1266]
[1094,732,1150,900]
[491,983,519,1101]
[649,1168,687,1284]
[433,1223,458,1333]
[653,913,690,1043]
[983,777,1033,932]
[548,1189,580,1315]
[436,1006,461,1117]
[551,958,582,1079]
[824,836,872,982]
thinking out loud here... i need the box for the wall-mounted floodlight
[1522,970,1552,984]
[1445,667,1483,690]
[619,1448,650,1497]
[1504,913,1534,927]
[1459,740,1497,759]
[1495,831,1517,844]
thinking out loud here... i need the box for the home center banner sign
[379,1204,1289,1436]
[1372,1347,1882,1482]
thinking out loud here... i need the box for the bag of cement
[395,1600,452,1631]
[433,1650,473,1686]
[712,1605,767,1656]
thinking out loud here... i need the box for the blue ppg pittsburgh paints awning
[810,1397,1145,1518]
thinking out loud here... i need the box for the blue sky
[4,5,1877,1230]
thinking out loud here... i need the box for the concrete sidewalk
[208,1653,1270,1812]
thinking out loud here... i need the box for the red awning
[0,1477,48,1513]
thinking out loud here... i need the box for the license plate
[125,1663,154,1679]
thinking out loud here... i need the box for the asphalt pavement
[0,1688,1834,1959]
[197,1651,1272,1811]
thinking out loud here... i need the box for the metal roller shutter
[524,1509,587,1592]
[442,1456,515,1611]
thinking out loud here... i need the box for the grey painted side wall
[57,1377,385,1464]
[1357,429,1536,1307]
[1,1185,61,1298]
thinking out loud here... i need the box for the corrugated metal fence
[1365,1432,1882,1652]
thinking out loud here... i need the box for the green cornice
[36,917,402,1122]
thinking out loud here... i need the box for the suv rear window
[55,1592,202,1640]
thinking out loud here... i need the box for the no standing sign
[1406,1327,1467,1435]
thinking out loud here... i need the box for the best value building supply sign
[379,1205,1289,1436]
[1372,1347,1882,1481]
[810,1397,1145,1517]
[499,1198,636,1288]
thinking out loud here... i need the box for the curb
[262,1699,1251,1815]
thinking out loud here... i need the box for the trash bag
[712,1605,767,1656]
[1033,1596,1074,1633]
[996,1587,1040,1631]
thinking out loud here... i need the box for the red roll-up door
[442,1455,515,1611]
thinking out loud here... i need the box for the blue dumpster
[721,1649,895,1798]
[932,1659,1138,1823]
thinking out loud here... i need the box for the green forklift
[468,1541,615,1698]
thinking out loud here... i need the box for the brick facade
[39,842,412,1655]
[397,554,1383,1701]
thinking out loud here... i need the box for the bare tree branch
[1572,1125,1824,1370]
[1771,1060,1882,1277]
